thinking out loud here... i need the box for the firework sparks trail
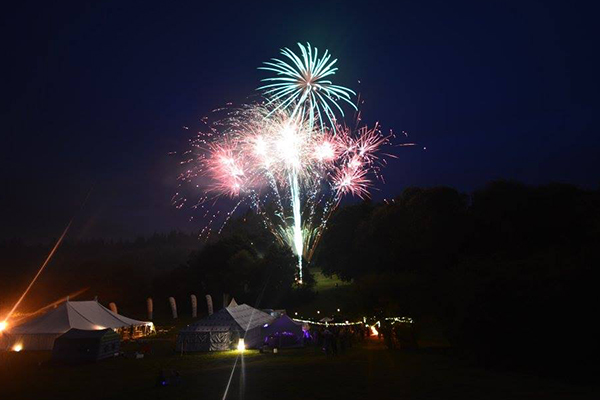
[176,105,392,281]
[175,43,402,282]
[289,170,303,281]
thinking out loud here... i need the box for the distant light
[337,308,340,312]
[345,321,349,324]
[317,311,320,314]
[370,326,378,336]
[263,323,269,328]
[0,321,7,332]
[237,338,245,352]
[294,312,298,316]
[13,343,22,352]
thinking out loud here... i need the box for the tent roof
[269,314,302,327]
[181,304,274,333]
[57,328,118,340]
[10,301,152,334]
[263,314,303,335]
[227,304,274,330]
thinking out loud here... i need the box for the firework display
[176,43,392,282]
[258,42,357,129]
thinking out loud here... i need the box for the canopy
[262,314,304,348]
[177,304,274,351]
[180,303,273,334]
[4,300,153,350]
[11,301,152,334]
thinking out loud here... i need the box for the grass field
[293,268,354,320]
[1,273,596,399]
[1,337,597,400]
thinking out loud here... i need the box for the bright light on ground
[12,343,22,352]
[237,338,245,352]
[0,321,7,332]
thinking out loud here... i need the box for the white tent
[177,304,274,352]
[3,300,154,350]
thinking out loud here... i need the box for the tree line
[1,180,598,378]
[315,180,599,379]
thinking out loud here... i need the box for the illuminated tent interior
[3,300,154,351]
[261,314,304,348]
[177,303,274,352]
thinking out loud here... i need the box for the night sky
[2,0,598,241]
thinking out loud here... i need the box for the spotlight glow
[237,338,245,352]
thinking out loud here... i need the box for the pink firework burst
[176,102,398,273]
[206,142,248,197]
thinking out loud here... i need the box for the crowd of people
[308,325,369,355]
[305,321,416,355]
[379,322,418,350]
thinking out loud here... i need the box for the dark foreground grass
[1,338,598,400]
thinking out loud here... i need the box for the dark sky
[1,0,598,241]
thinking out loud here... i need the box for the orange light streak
[2,220,73,324]
[8,287,89,326]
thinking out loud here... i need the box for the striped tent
[177,304,274,352]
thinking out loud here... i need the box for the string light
[291,316,413,327]
[384,317,413,324]
[292,317,363,326]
